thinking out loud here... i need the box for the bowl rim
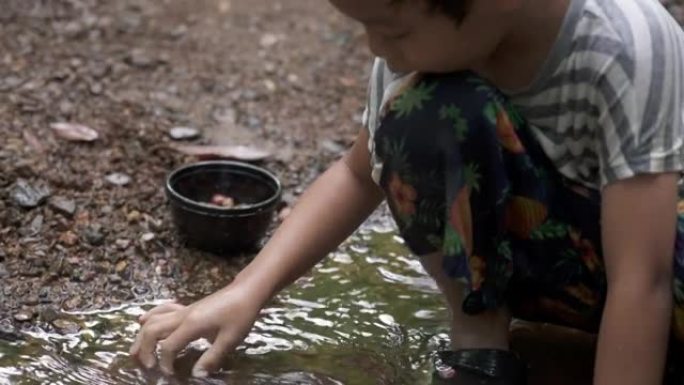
[165,160,282,215]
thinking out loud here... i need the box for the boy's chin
[385,60,414,74]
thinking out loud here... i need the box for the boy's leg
[420,251,511,351]
[373,71,532,384]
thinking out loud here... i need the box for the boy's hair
[393,0,471,22]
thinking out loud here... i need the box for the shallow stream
[0,222,453,385]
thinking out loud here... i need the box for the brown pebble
[115,260,128,273]
[126,210,141,223]
[13,310,34,322]
[59,231,79,246]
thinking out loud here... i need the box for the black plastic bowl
[165,161,282,255]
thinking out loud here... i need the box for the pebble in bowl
[165,161,282,255]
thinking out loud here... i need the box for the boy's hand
[129,286,262,377]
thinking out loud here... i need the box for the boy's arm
[233,127,385,305]
[594,173,678,385]
[130,128,385,375]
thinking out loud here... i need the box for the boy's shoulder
[571,0,684,77]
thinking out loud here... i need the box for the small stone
[49,197,76,218]
[140,233,155,242]
[105,173,131,186]
[28,215,43,235]
[168,24,188,39]
[53,319,80,334]
[11,179,51,208]
[211,107,236,124]
[38,287,51,301]
[263,79,277,92]
[259,33,280,48]
[0,75,24,92]
[168,127,200,141]
[89,82,104,95]
[126,209,141,223]
[59,231,79,247]
[59,100,75,115]
[264,62,276,74]
[246,116,262,129]
[132,285,148,295]
[24,296,39,306]
[115,239,131,250]
[0,263,8,278]
[39,306,59,323]
[63,297,81,310]
[108,274,122,284]
[13,310,34,322]
[115,260,128,273]
[84,226,105,246]
[126,49,159,69]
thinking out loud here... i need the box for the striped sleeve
[595,1,684,186]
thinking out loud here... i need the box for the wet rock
[83,225,105,246]
[0,325,22,342]
[105,173,131,186]
[12,179,51,209]
[38,287,51,303]
[13,310,34,322]
[63,297,82,310]
[132,285,148,296]
[168,126,200,141]
[39,306,59,323]
[49,197,76,218]
[53,319,80,334]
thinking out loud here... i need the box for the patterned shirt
[364,0,684,189]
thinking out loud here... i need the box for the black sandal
[432,349,528,385]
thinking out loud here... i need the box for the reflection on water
[0,222,452,385]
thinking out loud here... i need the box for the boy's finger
[191,332,240,378]
[139,302,184,324]
[158,322,203,375]
[130,316,180,368]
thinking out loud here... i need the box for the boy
[131,0,684,383]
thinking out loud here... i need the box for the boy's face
[329,0,511,73]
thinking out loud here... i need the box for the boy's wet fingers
[158,322,202,375]
[139,302,184,324]
[191,332,240,377]
[133,316,180,369]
